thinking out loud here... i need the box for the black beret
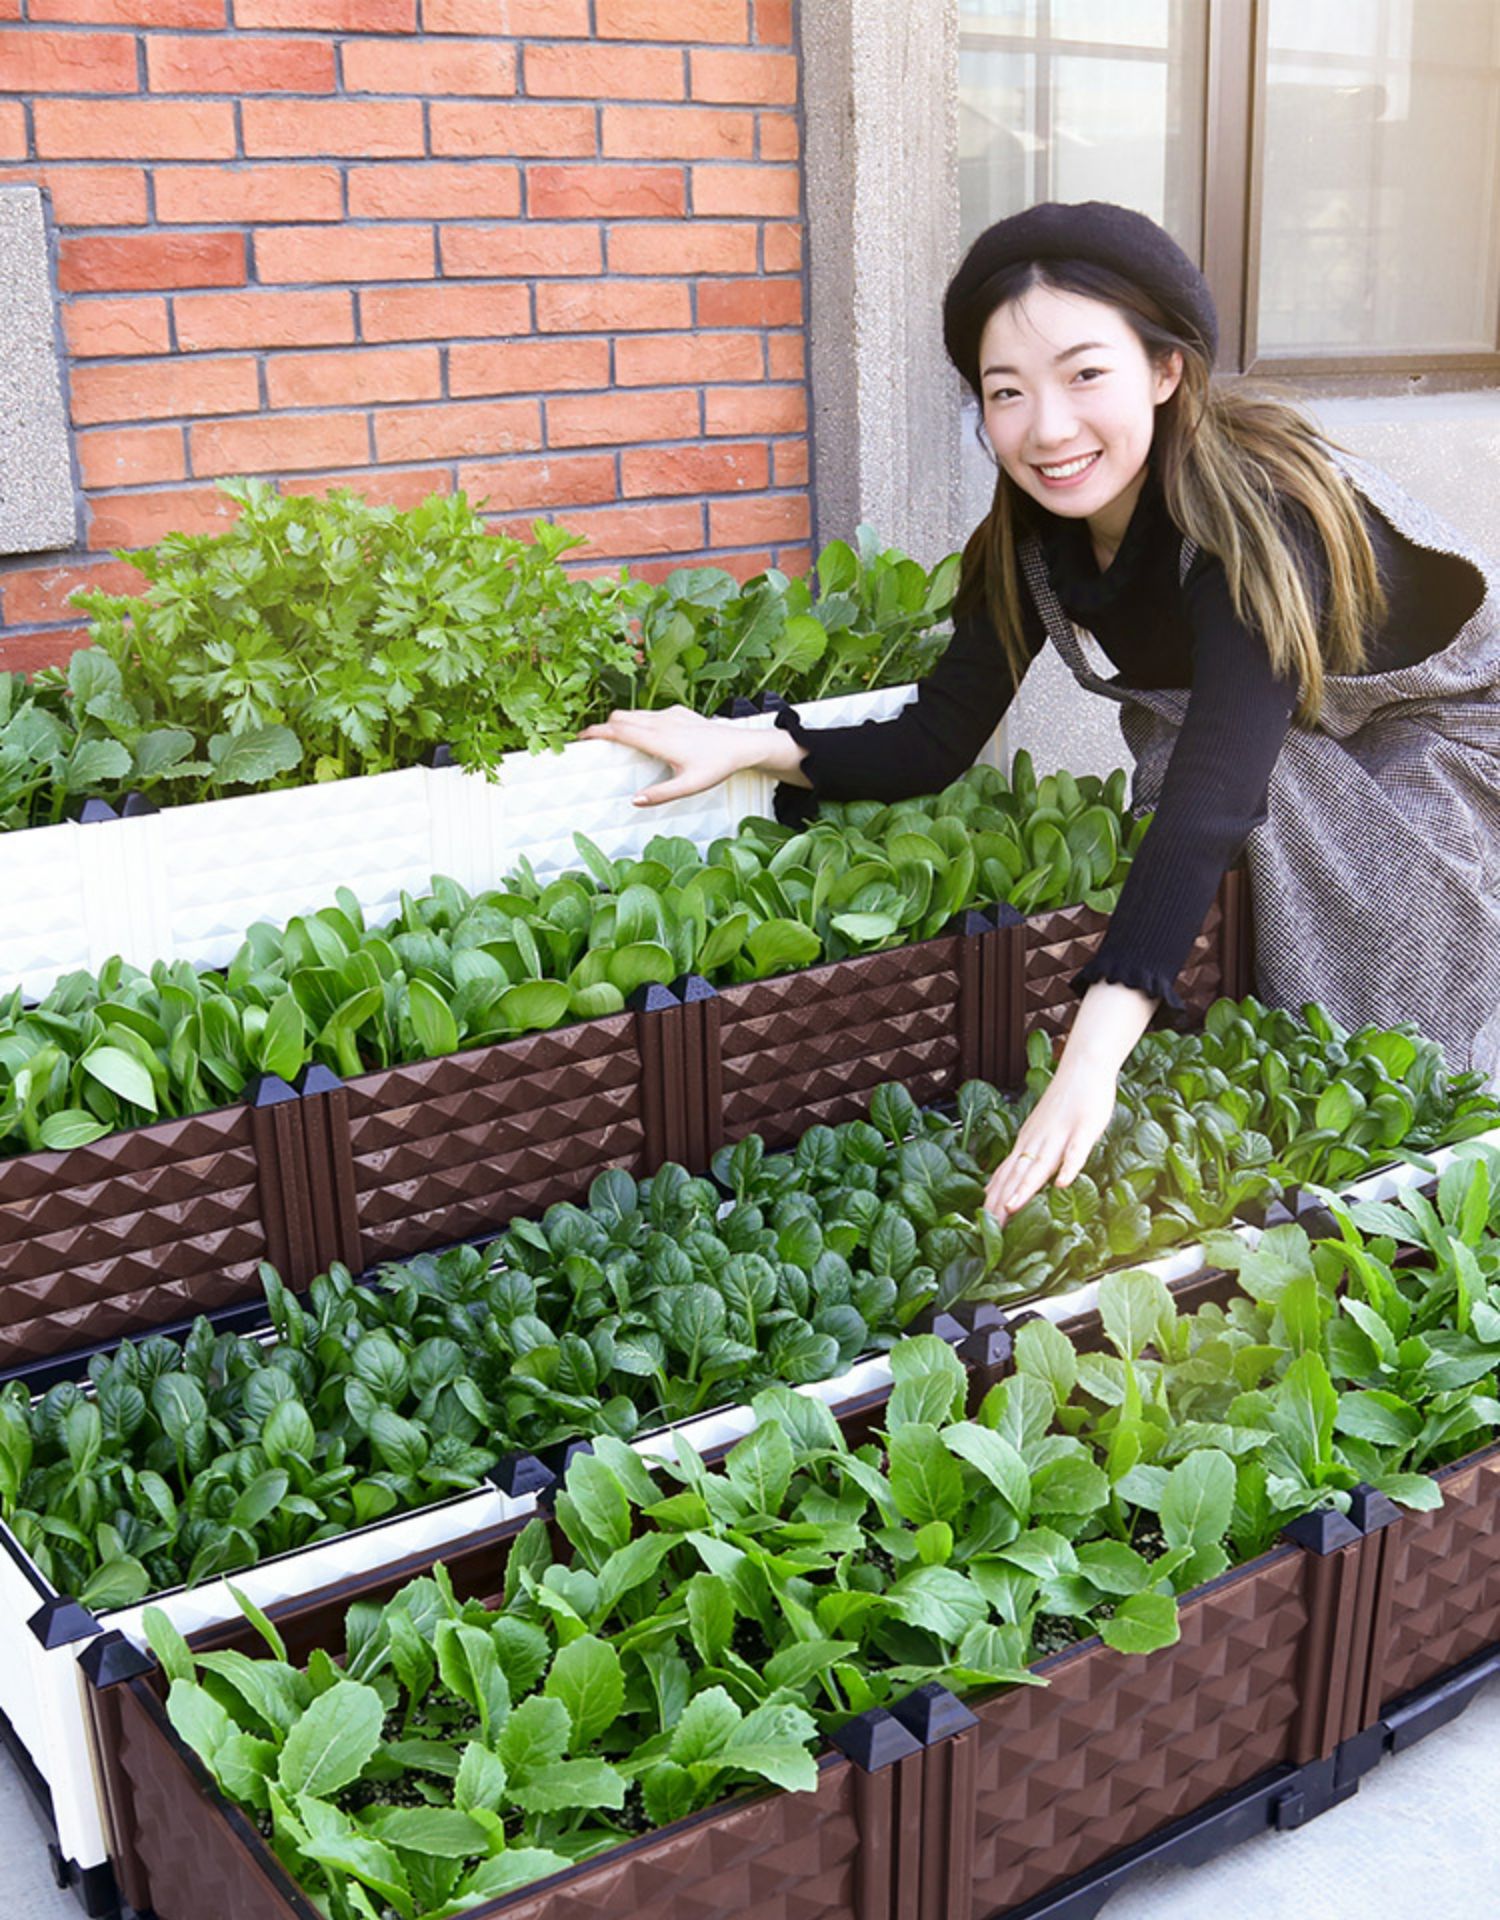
[943,200,1218,393]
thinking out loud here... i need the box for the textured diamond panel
[1022,894,1226,1042]
[718,941,964,1147]
[108,1676,862,1920]
[345,1016,647,1257]
[0,1107,270,1363]
[1377,1443,1500,1707]
[965,1548,1308,1915]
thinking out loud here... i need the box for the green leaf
[496,1695,570,1779]
[888,1423,966,1526]
[941,1421,1031,1520]
[81,1044,158,1115]
[361,1806,491,1858]
[884,1565,988,1642]
[1013,1317,1078,1407]
[724,1421,794,1516]
[1099,1590,1180,1655]
[38,1109,111,1150]
[79,1556,151,1610]
[1099,1268,1173,1362]
[669,1685,741,1765]
[510,1757,628,1815]
[255,992,306,1082]
[1160,1450,1235,1551]
[745,917,822,974]
[604,941,676,997]
[277,1680,384,1799]
[206,724,302,788]
[544,1633,625,1748]
[499,980,572,1031]
[407,977,460,1056]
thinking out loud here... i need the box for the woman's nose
[1028,390,1080,451]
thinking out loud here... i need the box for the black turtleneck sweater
[775,477,1480,1003]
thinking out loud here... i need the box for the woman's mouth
[1032,450,1103,487]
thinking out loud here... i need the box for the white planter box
[0,822,92,1001]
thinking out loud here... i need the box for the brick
[767,332,804,379]
[0,165,148,225]
[31,0,222,19]
[430,103,595,159]
[596,1,748,41]
[608,221,756,275]
[348,163,519,220]
[754,0,792,43]
[704,383,806,435]
[235,0,412,26]
[34,99,235,160]
[284,466,450,508]
[692,162,799,215]
[174,289,353,350]
[0,630,91,675]
[70,354,259,424]
[763,221,802,271]
[696,276,802,326]
[155,163,342,224]
[616,330,762,385]
[776,543,812,573]
[147,35,335,94]
[709,493,809,545]
[0,558,144,628]
[456,452,616,512]
[265,345,440,409]
[0,29,138,93]
[527,163,684,220]
[59,230,246,294]
[62,295,170,358]
[373,399,541,463]
[449,338,609,396]
[343,37,515,96]
[554,501,705,559]
[536,278,690,334]
[703,545,770,582]
[256,223,433,285]
[78,424,186,490]
[426,0,588,28]
[441,223,601,279]
[758,112,799,160]
[602,106,753,159]
[546,387,699,449]
[773,438,808,486]
[86,485,241,550]
[0,103,22,159]
[192,412,370,478]
[690,49,796,104]
[524,44,684,101]
[621,440,767,498]
[243,99,423,159]
[360,282,531,342]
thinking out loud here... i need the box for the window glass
[1258,0,1500,355]
[958,1,1206,253]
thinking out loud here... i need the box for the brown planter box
[1361,1438,1500,1719]
[296,1005,673,1275]
[994,868,1251,1088]
[0,1079,307,1367]
[87,1513,929,1920]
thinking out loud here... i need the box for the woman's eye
[1073,366,1106,383]
[985,388,1019,404]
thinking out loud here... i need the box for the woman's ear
[1154,349,1184,406]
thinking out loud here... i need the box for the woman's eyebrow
[981,342,1113,377]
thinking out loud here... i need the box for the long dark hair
[956,259,1384,722]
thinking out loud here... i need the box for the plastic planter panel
[91,1514,925,1920]
[712,937,973,1152]
[0,1099,301,1367]
[0,820,93,1003]
[954,1547,1322,1916]
[1368,1441,1500,1712]
[335,1012,651,1269]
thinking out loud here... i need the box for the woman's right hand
[577,705,775,807]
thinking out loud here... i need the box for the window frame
[959,0,1500,384]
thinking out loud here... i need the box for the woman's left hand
[984,1059,1120,1217]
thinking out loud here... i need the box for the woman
[581,201,1500,1218]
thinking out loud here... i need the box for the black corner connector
[76,798,119,826]
[1280,1508,1362,1555]
[28,1596,102,1649]
[829,1706,924,1772]
[78,1630,156,1689]
[627,981,679,1015]
[1347,1483,1403,1534]
[486,1453,558,1502]
[297,1062,345,1099]
[992,900,1027,929]
[672,972,718,1005]
[421,742,457,769]
[247,1072,299,1109]
[119,790,159,819]
[888,1682,978,1747]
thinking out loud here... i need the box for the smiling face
[978,281,1182,553]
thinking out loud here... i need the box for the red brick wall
[0,0,812,674]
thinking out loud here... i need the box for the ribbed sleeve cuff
[771,706,820,825]
[1072,950,1185,1011]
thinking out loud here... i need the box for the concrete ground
[4,1680,1497,1920]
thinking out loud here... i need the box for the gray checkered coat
[1020,454,1500,1075]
